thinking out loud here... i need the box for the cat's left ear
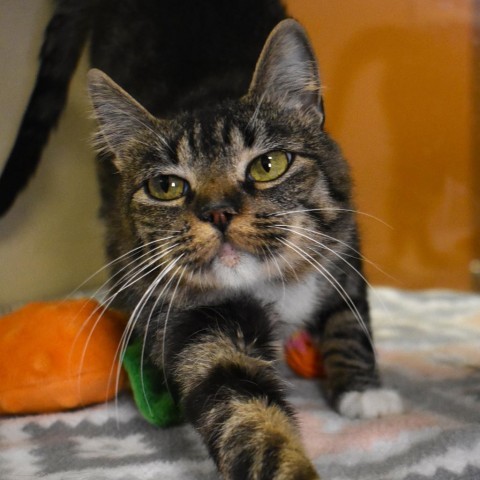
[248,19,324,122]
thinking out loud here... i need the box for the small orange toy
[284,330,326,379]
[0,299,128,415]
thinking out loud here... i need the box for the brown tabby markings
[320,309,378,403]
[220,399,318,480]
[174,331,318,479]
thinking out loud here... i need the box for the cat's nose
[198,203,238,232]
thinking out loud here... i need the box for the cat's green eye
[248,151,291,183]
[146,175,188,201]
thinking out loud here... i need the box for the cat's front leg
[160,298,319,480]
[312,292,403,419]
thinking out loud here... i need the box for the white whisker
[161,266,187,398]
[264,245,286,300]
[271,224,394,319]
[269,207,393,229]
[72,240,181,376]
[112,253,186,423]
[101,242,181,308]
[271,223,395,281]
[67,234,181,298]
[139,263,185,416]
[72,241,183,419]
[277,237,376,356]
[101,105,175,156]
[273,225,370,285]
[246,90,268,133]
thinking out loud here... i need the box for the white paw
[338,388,404,419]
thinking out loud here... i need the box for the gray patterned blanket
[1,287,480,479]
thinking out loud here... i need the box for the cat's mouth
[206,240,262,289]
[217,242,241,268]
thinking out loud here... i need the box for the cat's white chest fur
[253,272,320,325]
[212,247,320,325]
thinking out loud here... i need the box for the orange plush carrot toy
[0,299,323,417]
[0,299,128,415]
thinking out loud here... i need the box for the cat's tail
[0,0,97,216]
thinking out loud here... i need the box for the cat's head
[88,20,354,295]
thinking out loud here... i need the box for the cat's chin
[210,242,263,290]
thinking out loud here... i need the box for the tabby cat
[2,0,403,478]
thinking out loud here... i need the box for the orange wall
[286,0,475,290]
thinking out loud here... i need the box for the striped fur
[159,298,319,479]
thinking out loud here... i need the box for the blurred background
[0,0,478,306]
[288,0,477,292]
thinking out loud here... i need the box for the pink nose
[210,210,230,227]
[196,200,239,232]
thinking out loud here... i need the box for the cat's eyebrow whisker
[277,237,376,356]
[245,90,268,134]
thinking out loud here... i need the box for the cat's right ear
[87,69,157,170]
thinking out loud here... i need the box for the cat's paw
[338,388,403,419]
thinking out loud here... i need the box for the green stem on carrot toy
[122,338,183,427]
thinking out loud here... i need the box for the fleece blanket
[1,287,480,480]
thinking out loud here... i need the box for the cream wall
[0,1,106,306]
